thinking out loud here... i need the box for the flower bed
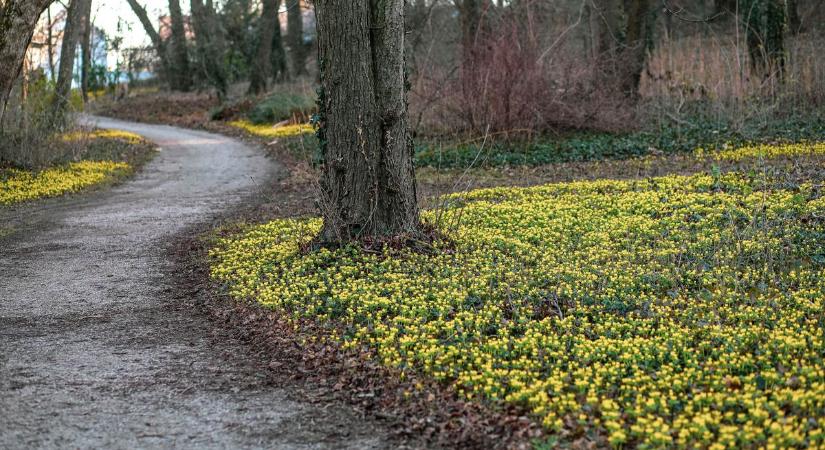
[212,166,824,449]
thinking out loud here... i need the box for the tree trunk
[314,0,420,243]
[54,0,89,114]
[787,0,800,35]
[271,10,288,81]
[287,0,307,76]
[456,0,483,61]
[80,0,92,102]
[125,0,172,83]
[743,0,787,80]
[191,0,228,98]
[620,0,651,97]
[0,0,54,126]
[46,5,55,82]
[167,0,192,91]
[248,0,280,94]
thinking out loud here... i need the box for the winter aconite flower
[211,143,825,449]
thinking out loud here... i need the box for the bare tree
[54,0,90,114]
[314,0,420,243]
[125,0,172,82]
[248,0,281,94]
[0,0,55,125]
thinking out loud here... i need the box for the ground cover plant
[211,141,825,449]
[221,100,825,171]
[0,129,155,205]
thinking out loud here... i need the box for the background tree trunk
[620,0,652,98]
[0,0,54,126]
[314,0,420,243]
[287,0,307,76]
[270,11,288,81]
[593,0,621,59]
[787,0,800,35]
[80,0,92,102]
[248,0,280,94]
[46,5,56,82]
[456,0,483,61]
[191,0,228,98]
[54,0,89,114]
[167,0,192,91]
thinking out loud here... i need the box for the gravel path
[0,117,391,449]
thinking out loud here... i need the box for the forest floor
[0,116,418,449]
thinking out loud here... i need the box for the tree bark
[0,0,54,126]
[167,0,191,91]
[79,0,92,102]
[191,0,228,98]
[287,0,307,76]
[54,0,89,114]
[248,0,280,94]
[314,0,420,243]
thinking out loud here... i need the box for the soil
[0,116,403,449]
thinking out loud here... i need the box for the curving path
[0,117,390,449]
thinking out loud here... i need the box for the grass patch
[212,146,825,448]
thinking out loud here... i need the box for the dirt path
[0,117,392,449]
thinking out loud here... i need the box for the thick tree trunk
[314,0,420,243]
[54,0,89,114]
[167,0,191,91]
[80,0,92,102]
[248,0,280,94]
[191,0,228,98]
[0,0,54,126]
[287,0,307,76]
[125,0,172,82]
